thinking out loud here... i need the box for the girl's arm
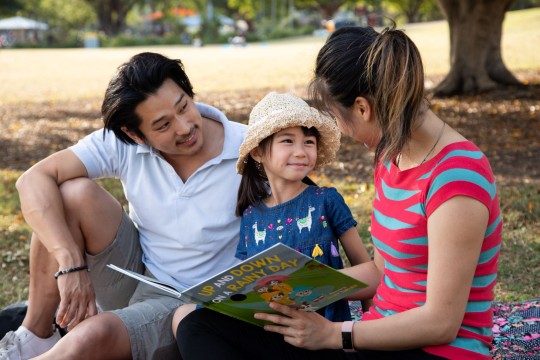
[339,227,377,308]
[340,247,383,302]
[256,195,488,350]
[339,227,371,266]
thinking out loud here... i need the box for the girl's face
[259,126,317,183]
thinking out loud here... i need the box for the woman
[176,25,501,360]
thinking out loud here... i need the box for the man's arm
[17,149,89,267]
[16,148,98,328]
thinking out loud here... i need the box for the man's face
[125,79,204,158]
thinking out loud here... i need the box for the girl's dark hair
[308,25,426,164]
[101,52,195,144]
[236,126,320,216]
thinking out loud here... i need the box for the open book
[107,243,367,327]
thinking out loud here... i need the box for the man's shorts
[86,211,183,360]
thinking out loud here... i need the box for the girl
[235,92,372,322]
[177,25,501,360]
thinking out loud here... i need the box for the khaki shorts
[86,211,183,360]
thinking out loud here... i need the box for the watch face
[341,321,355,352]
[342,331,353,350]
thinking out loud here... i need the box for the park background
[0,1,539,309]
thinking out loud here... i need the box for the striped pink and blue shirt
[362,141,502,359]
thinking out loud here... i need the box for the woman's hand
[254,302,341,350]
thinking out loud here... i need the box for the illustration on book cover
[181,244,365,325]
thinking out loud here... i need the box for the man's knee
[59,178,122,253]
[59,178,106,211]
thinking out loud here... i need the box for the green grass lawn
[1,170,538,308]
[1,8,539,308]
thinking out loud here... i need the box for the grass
[2,170,538,309]
[495,185,540,300]
[1,8,539,308]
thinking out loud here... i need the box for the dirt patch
[1,72,539,186]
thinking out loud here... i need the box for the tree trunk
[434,0,522,96]
[87,0,129,36]
[318,1,344,20]
[402,0,425,23]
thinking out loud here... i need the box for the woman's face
[330,101,381,149]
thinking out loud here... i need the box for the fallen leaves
[0,72,539,187]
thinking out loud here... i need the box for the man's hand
[55,270,97,330]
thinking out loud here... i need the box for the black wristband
[54,265,89,279]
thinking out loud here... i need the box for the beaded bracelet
[54,265,89,279]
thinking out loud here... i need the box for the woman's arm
[256,195,489,350]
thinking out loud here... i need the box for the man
[0,52,246,359]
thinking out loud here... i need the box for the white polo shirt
[70,103,247,290]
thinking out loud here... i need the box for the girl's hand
[254,302,341,350]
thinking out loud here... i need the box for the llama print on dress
[252,222,266,246]
[297,206,315,233]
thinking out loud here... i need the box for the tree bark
[86,0,132,36]
[317,1,344,20]
[401,0,425,23]
[434,0,522,96]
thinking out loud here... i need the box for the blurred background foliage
[0,0,538,48]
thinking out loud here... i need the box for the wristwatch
[341,321,356,352]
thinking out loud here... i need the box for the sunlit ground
[0,8,538,105]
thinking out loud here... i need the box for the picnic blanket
[491,298,540,359]
[349,298,540,359]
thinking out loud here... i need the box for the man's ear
[354,97,372,123]
[121,126,145,145]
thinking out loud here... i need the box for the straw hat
[237,92,341,174]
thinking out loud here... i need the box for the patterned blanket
[349,298,540,359]
[491,298,540,359]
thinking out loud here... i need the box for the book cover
[107,243,367,327]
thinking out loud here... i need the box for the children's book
[107,243,367,327]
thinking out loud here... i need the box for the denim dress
[236,185,358,322]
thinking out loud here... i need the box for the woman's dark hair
[308,25,426,164]
[101,52,195,144]
[236,126,320,216]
